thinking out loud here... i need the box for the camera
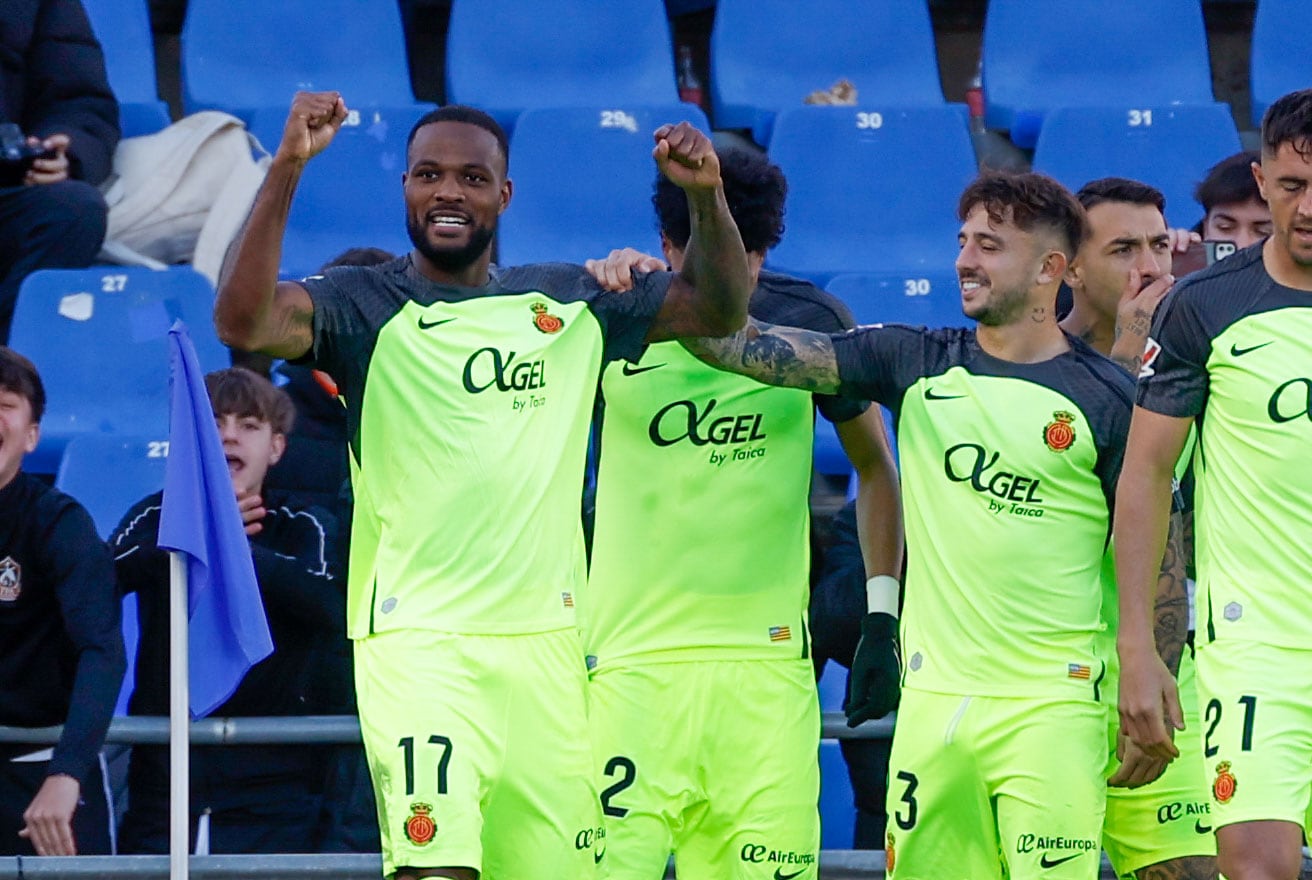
[0,123,53,187]
[1172,240,1238,277]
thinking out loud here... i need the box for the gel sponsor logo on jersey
[648,398,768,467]
[1156,800,1211,825]
[461,347,548,413]
[1015,833,1097,869]
[740,842,816,877]
[943,443,1046,518]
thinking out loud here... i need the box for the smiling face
[955,204,1061,327]
[0,387,38,491]
[403,120,512,279]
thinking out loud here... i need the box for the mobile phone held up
[1172,240,1237,276]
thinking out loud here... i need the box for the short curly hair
[652,147,786,255]
[958,171,1089,260]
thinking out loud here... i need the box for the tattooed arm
[1109,270,1175,375]
[683,318,843,394]
[1153,511,1189,677]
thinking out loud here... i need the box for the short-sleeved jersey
[834,326,1133,697]
[585,271,867,668]
[1137,245,1312,648]
[299,257,669,638]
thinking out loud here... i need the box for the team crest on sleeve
[0,557,20,602]
[1139,337,1161,379]
[1042,411,1077,453]
[1212,762,1237,804]
[404,802,437,845]
[531,302,564,334]
[886,832,896,873]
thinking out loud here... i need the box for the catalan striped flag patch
[1067,663,1091,680]
[769,626,792,642]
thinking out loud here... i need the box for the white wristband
[866,575,900,618]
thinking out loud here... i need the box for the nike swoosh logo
[774,869,806,880]
[1195,820,1213,834]
[924,388,965,400]
[1230,341,1273,357]
[418,317,457,330]
[1039,852,1083,869]
[594,849,605,864]
[622,362,665,376]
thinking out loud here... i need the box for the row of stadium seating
[166,100,1242,285]
[85,0,1307,143]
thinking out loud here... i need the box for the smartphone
[1172,240,1237,276]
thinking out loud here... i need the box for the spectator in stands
[810,499,894,851]
[1195,150,1272,250]
[110,367,344,854]
[0,0,120,343]
[0,347,124,856]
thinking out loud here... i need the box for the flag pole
[168,551,190,880]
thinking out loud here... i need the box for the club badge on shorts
[404,802,437,845]
[1212,761,1237,804]
[0,556,21,602]
[531,302,564,334]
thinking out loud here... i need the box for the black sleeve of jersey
[298,269,370,382]
[1089,372,1135,524]
[751,274,871,425]
[1136,285,1212,418]
[249,500,343,636]
[42,503,125,785]
[832,324,931,408]
[589,269,672,364]
[108,493,166,595]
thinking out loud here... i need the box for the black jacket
[0,0,120,184]
[0,472,124,785]
[110,487,345,808]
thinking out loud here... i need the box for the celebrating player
[214,91,753,880]
[687,171,1129,879]
[582,148,902,878]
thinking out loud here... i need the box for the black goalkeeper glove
[844,611,902,727]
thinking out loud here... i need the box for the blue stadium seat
[497,105,709,267]
[826,271,965,328]
[56,436,167,714]
[445,0,680,132]
[181,0,419,122]
[711,0,945,146]
[1250,0,1312,127]
[55,435,168,538]
[247,104,429,278]
[819,740,856,849]
[9,267,228,474]
[982,0,1214,148]
[80,0,171,136]
[1032,104,1243,229]
[766,107,977,285]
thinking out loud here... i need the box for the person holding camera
[0,0,120,343]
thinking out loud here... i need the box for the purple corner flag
[158,321,272,718]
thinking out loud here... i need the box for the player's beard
[407,216,498,274]
[969,283,1030,327]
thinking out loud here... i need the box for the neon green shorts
[588,658,820,880]
[1102,644,1215,876]
[884,689,1107,880]
[355,628,604,878]
[1194,638,1312,832]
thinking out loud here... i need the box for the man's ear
[269,432,287,466]
[22,421,38,455]
[1037,250,1069,286]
